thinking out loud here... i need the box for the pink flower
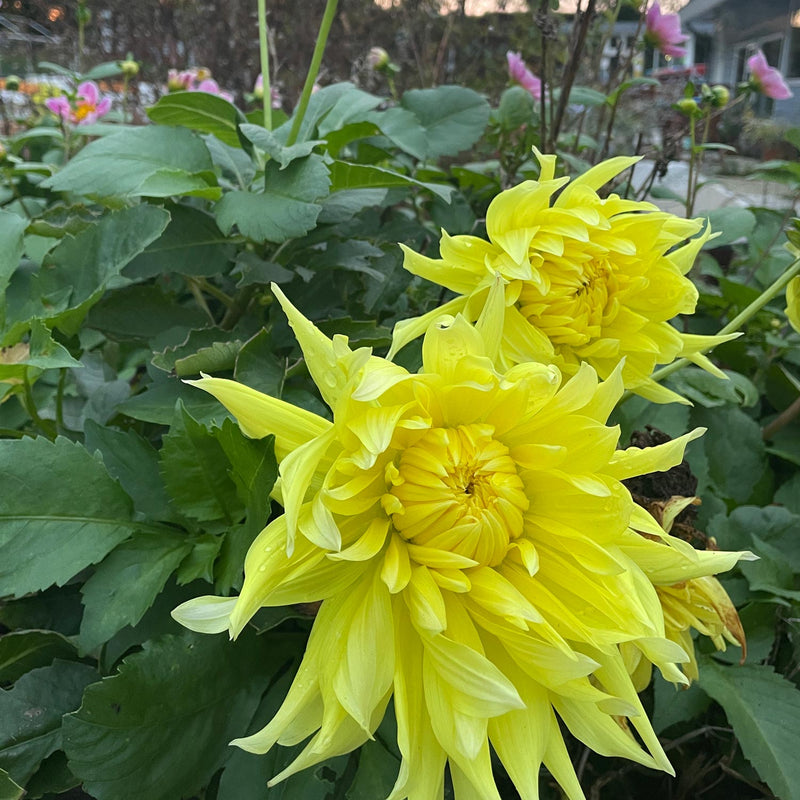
[45,81,111,126]
[506,51,541,100]
[747,49,793,100]
[644,2,688,59]
[45,95,71,122]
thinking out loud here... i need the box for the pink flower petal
[77,81,100,105]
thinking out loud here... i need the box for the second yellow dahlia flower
[392,151,735,404]
[174,285,751,799]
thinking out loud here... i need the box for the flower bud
[367,46,389,70]
[675,97,700,116]
[710,84,730,108]
[5,75,20,91]
[120,54,139,78]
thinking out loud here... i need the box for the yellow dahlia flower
[786,275,800,334]
[391,151,736,404]
[173,285,750,799]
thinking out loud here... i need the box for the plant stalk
[287,0,339,146]
[648,254,800,386]
[257,0,272,130]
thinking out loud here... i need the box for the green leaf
[401,86,490,160]
[666,367,759,408]
[697,658,800,800]
[175,535,223,585]
[23,320,82,369]
[0,437,135,598]
[147,91,243,148]
[0,631,77,685]
[558,85,608,107]
[708,506,800,572]
[79,532,193,652]
[497,86,535,131]
[238,124,324,168]
[215,669,348,800]
[691,406,767,503]
[215,154,331,243]
[346,739,400,799]
[368,106,428,160]
[0,211,26,331]
[41,126,219,200]
[317,189,388,225]
[328,161,453,202]
[0,768,23,800]
[63,632,291,800]
[400,86,491,159]
[160,404,241,523]
[703,208,757,248]
[87,285,209,342]
[651,673,710,734]
[124,204,235,280]
[234,328,286,396]
[0,661,98,785]
[216,420,277,530]
[117,375,232,427]
[18,205,171,338]
[174,340,243,378]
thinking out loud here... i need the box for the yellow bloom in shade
[391,151,737,404]
[786,275,800,334]
[173,285,752,799]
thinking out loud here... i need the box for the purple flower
[644,2,688,59]
[506,51,541,100]
[747,49,793,100]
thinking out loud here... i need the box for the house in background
[680,0,800,122]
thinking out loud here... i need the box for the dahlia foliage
[175,178,752,799]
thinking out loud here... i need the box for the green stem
[22,375,57,440]
[686,113,697,217]
[287,0,338,147]
[648,254,800,386]
[257,0,272,130]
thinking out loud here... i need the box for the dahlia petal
[406,565,448,633]
[328,517,390,561]
[422,313,486,377]
[449,744,503,800]
[542,710,588,800]
[76,80,100,105]
[468,566,543,628]
[553,695,658,768]
[281,428,337,552]
[271,283,354,409]
[606,427,705,481]
[170,595,237,634]
[333,569,395,731]
[389,607,448,800]
[422,631,524,718]
[388,295,469,360]
[557,156,640,204]
[185,375,331,459]
[588,647,674,775]
[382,532,412,592]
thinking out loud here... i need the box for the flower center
[388,424,528,567]
[518,257,619,347]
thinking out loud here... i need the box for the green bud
[367,47,390,70]
[120,54,139,78]
[676,98,700,116]
[710,85,730,108]
[5,75,21,91]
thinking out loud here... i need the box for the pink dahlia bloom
[747,49,793,100]
[645,2,688,59]
[506,51,542,100]
[45,81,111,125]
